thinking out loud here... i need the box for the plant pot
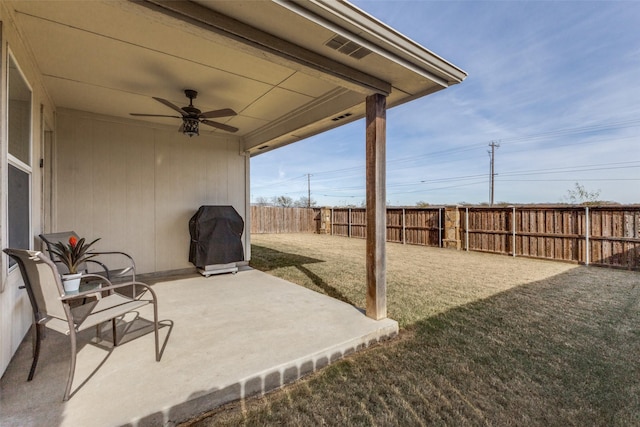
[61,273,82,293]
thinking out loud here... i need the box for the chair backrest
[3,248,68,322]
[39,231,86,274]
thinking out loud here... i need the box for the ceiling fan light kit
[130,89,238,136]
[183,118,199,137]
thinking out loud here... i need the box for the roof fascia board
[282,0,467,86]
[136,0,391,96]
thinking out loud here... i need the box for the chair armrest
[61,274,114,300]
[91,251,135,266]
[61,280,156,302]
[86,251,136,280]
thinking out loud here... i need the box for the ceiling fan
[130,89,238,136]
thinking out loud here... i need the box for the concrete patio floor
[0,267,398,426]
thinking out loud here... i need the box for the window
[7,54,32,268]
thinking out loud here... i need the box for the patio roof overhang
[8,0,466,155]
[6,0,466,321]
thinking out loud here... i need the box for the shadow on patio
[0,268,397,426]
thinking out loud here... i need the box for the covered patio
[1,1,464,423]
[0,268,398,426]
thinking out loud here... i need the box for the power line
[252,118,640,187]
[252,129,639,192]
[500,178,640,182]
[495,118,640,146]
[497,162,640,178]
[251,118,640,202]
[278,161,639,197]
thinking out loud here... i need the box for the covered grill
[189,205,244,276]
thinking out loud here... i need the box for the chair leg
[63,330,77,401]
[28,323,42,381]
[112,318,117,346]
[153,301,160,361]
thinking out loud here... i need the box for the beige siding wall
[0,4,250,379]
[55,110,248,274]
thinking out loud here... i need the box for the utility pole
[307,173,312,208]
[488,141,500,206]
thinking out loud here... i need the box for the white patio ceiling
[9,0,466,155]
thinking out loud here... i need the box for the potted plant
[50,236,100,292]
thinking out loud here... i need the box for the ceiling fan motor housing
[183,89,201,116]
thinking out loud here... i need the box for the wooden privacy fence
[331,207,443,247]
[461,206,640,269]
[250,205,640,270]
[250,206,320,234]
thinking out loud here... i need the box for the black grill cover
[189,205,244,268]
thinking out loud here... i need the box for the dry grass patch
[249,234,577,327]
[186,234,640,426]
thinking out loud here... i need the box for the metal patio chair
[39,231,136,282]
[3,248,161,401]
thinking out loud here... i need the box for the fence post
[348,208,352,238]
[402,208,406,244]
[438,208,443,248]
[585,206,590,266]
[443,205,461,250]
[512,206,517,257]
[331,208,334,236]
[319,207,331,234]
[465,207,469,251]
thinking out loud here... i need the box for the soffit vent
[325,34,372,60]
[331,112,352,122]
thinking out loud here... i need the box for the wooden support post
[365,93,387,320]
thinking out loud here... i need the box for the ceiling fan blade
[201,119,239,133]
[199,108,237,119]
[178,123,185,133]
[153,97,187,116]
[130,113,181,118]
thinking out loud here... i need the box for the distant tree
[293,197,317,208]
[416,201,430,207]
[254,196,271,206]
[565,182,601,205]
[272,195,294,207]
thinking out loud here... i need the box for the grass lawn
[186,233,640,426]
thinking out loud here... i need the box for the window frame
[6,49,34,272]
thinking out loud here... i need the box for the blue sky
[251,1,640,206]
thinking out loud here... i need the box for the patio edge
[128,318,399,427]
